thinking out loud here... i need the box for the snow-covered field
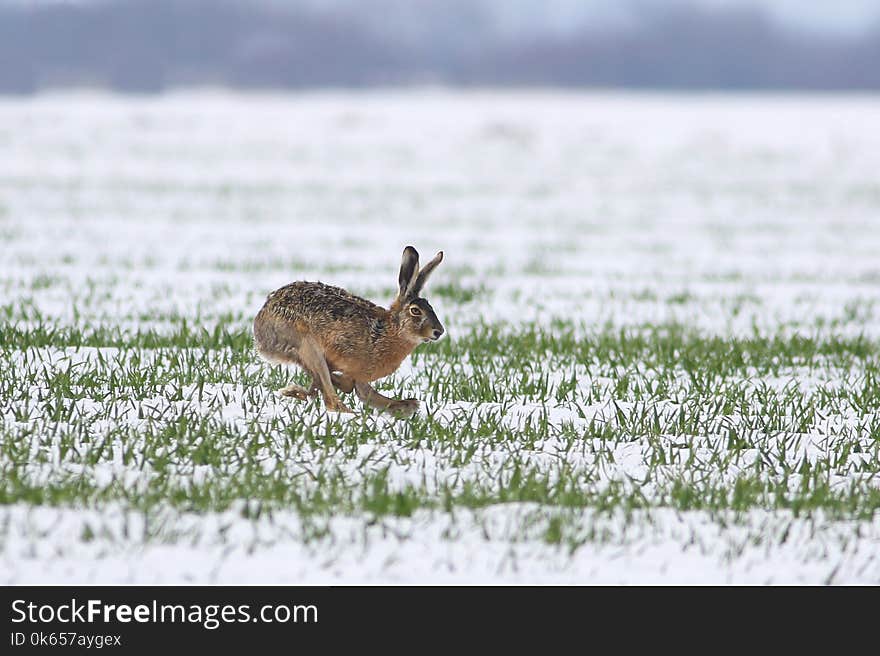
[2,91,880,583]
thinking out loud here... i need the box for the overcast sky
[293,0,880,36]
[702,0,880,33]
[7,0,880,35]
[4,0,878,91]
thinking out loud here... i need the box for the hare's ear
[412,251,443,296]
[398,246,420,301]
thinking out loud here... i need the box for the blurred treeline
[2,0,879,93]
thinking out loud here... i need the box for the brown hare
[253,246,444,416]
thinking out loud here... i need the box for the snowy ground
[1,91,880,583]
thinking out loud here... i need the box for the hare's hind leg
[299,337,354,414]
[254,312,317,401]
[354,382,419,418]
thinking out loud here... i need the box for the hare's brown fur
[253,247,444,416]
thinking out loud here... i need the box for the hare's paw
[278,384,317,401]
[388,398,419,418]
[325,399,355,414]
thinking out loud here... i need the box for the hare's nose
[432,327,444,340]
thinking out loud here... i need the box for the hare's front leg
[354,382,419,418]
[330,372,355,394]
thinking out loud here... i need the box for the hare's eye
[409,306,422,317]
